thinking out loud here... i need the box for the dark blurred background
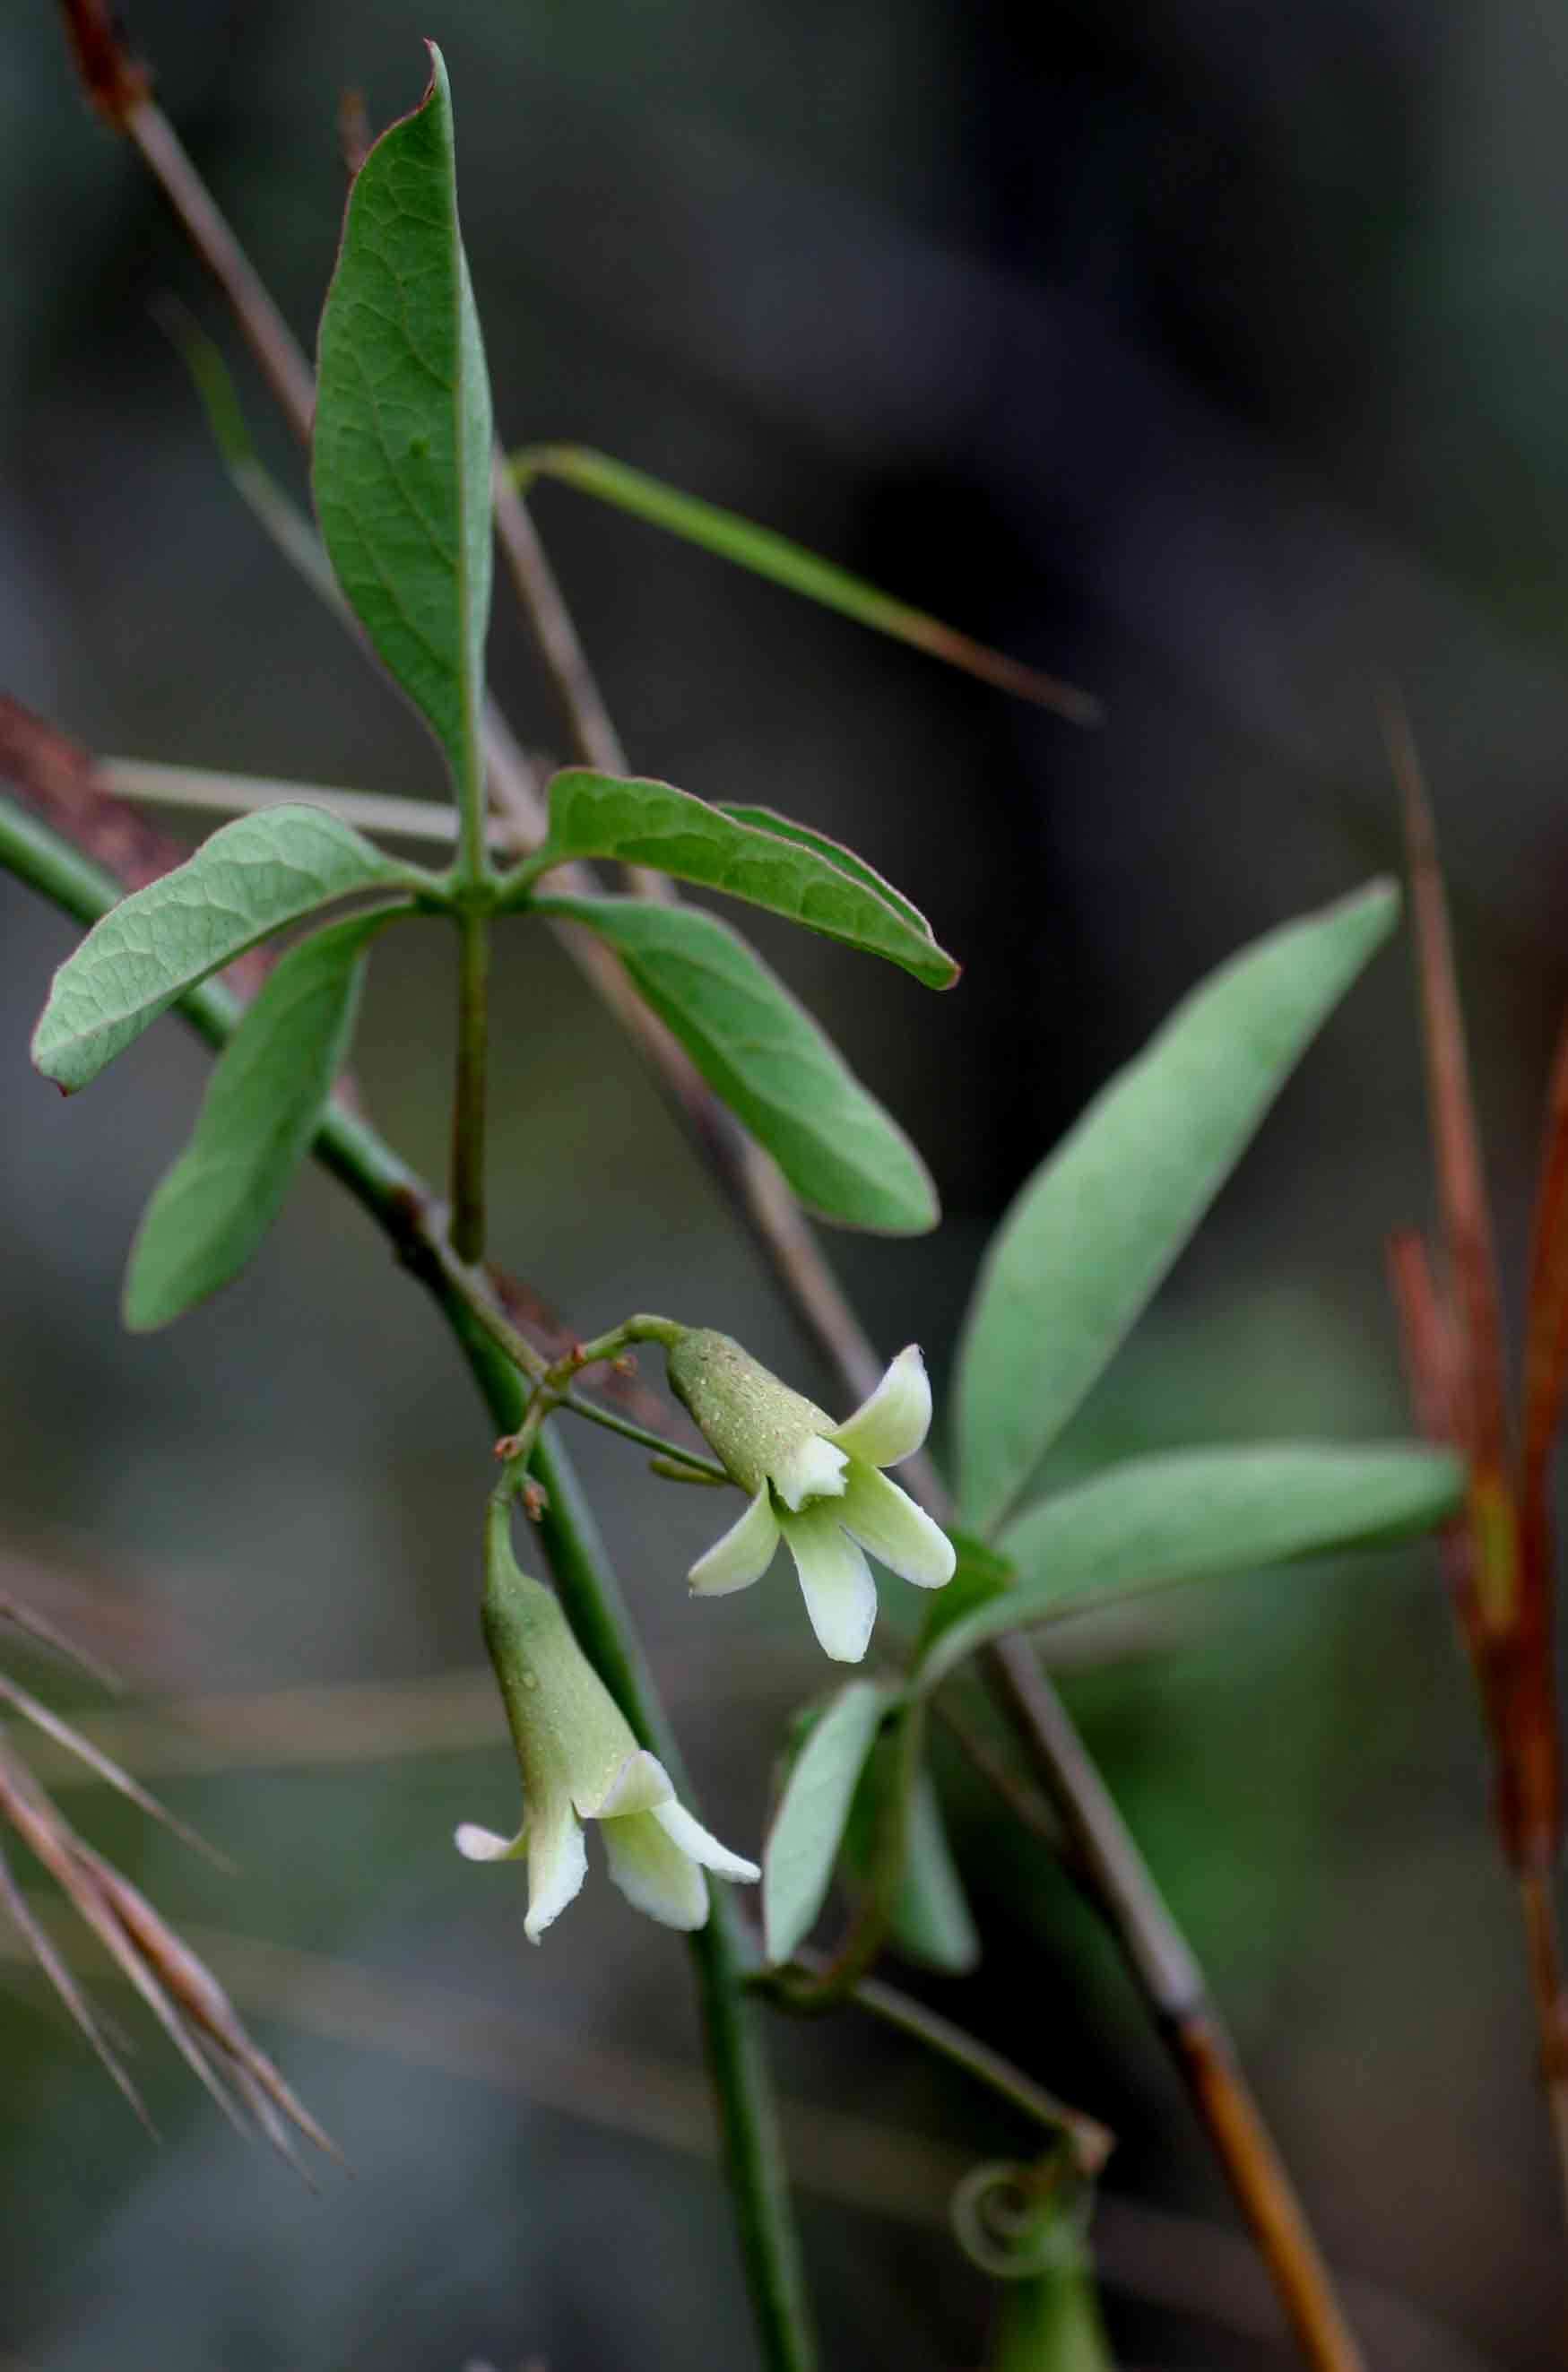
[2,2,1566,2365]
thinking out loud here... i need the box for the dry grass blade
[90,1852,341,2165]
[0,1825,150,2126]
[1383,694,1512,1491]
[0,1674,228,1868]
[0,1740,333,2168]
[0,1589,120,1691]
[1385,1230,1462,1448]
[1386,1230,1478,1641]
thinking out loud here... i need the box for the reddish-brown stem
[1170,2011,1365,2372]
[126,101,318,446]
[1519,1865,1568,2213]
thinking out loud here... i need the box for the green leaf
[764,1678,893,1964]
[122,914,386,1331]
[508,444,1101,723]
[956,880,1400,1532]
[919,1441,1465,1689]
[30,806,417,1092]
[842,1742,980,1974]
[914,1526,1017,1661]
[536,894,940,1233]
[313,44,493,801]
[718,807,930,938]
[509,771,957,990]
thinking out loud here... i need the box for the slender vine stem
[0,787,818,2372]
[806,1958,1113,2176]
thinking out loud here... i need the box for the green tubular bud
[459,1500,760,1940]
[481,1528,639,1822]
[666,1329,834,1500]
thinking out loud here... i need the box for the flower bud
[669,1333,956,1663]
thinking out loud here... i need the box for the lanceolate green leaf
[764,1678,892,1964]
[536,894,940,1233]
[718,808,930,937]
[508,444,1101,723]
[842,1744,981,1974]
[123,914,389,1332]
[956,880,1400,1532]
[510,771,957,988]
[30,807,417,1092]
[313,45,493,819]
[919,1441,1464,1689]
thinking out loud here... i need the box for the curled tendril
[949,2152,1094,2280]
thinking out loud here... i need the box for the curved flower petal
[602,1807,709,1930]
[454,1820,524,1863]
[524,1801,588,1943]
[773,1433,849,1512]
[838,1464,957,1589]
[780,1505,879,1662]
[652,1798,761,1883]
[583,1747,676,1820]
[689,1485,782,1597]
[827,1345,931,1469]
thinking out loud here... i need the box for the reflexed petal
[455,1820,524,1862]
[780,1505,879,1662]
[773,1432,848,1512]
[524,1800,588,1942]
[584,1748,676,1820]
[827,1345,931,1469]
[689,1485,781,1597]
[602,1808,709,1930]
[838,1464,957,1589]
[653,1797,761,1883]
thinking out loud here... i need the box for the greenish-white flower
[668,1333,957,1663]
[459,1535,758,1940]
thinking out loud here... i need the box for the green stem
[450,905,489,1264]
[0,792,818,2372]
[558,1394,729,1483]
[835,1969,1112,2176]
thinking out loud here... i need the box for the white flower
[668,1335,957,1663]
[459,1537,758,1940]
